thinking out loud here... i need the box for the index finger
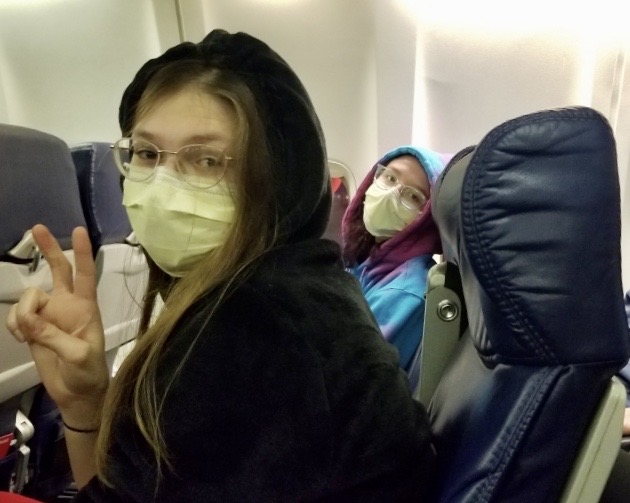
[71,226,97,300]
[32,224,73,293]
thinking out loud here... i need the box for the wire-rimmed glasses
[111,138,233,189]
[374,164,427,212]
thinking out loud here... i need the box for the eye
[198,155,220,168]
[377,169,397,186]
[133,148,158,161]
[181,146,226,177]
[129,140,158,161]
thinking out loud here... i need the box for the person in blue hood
[342,146,447,392]
[7,31,436,501]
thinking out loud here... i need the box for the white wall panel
[0,0,168,144]
[410,4,630,290]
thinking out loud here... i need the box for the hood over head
[342,145,447,276]
[119,29,330,243]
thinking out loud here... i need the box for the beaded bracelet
[62,420,99,433]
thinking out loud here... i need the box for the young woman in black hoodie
[7,30,434,501]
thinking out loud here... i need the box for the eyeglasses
[111,138,233,189]
[374,164,427,211]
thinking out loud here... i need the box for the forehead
[385,155,430,191]
[132,87,237,150]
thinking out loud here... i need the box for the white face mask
[122,167,236,277]
[362,182,417,239]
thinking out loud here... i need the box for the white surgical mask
[362,182,417,239]
[122,167,236,277]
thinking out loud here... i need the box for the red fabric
[331,177,342,193]
[0,493,43,503]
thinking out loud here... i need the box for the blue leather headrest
[433,107,629,366]
[0,124,86,255]
[71,142,132,250]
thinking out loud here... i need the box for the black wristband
[62,420,98,433]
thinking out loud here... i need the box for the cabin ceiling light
[398,0,630,39]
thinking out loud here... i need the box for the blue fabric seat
[70,142,131,252]
[428,107,630,502]
[0,124,85,260]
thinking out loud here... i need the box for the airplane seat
[70,142,131,252]
[0,123,87,495]
[69,142,148,373]
[424,106,630,502]
[323,160,356,245]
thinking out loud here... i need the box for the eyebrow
[132,130,227,145]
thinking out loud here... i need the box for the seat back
[427,107,630,502]
[0,124,86,404]
[70,142,147,373]
[0,124,86,494]
[71,142,131,250]
[420,262,627,502]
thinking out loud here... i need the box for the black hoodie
[119,29,331,244]
[75,30,435,502]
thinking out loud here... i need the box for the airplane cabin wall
[0,0,164,144]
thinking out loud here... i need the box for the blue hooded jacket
[342,146,447,392]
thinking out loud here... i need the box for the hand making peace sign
[6,224,109,428]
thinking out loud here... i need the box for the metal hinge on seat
[8,230,42,273]
[10,410,34,493]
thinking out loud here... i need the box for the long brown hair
[95,61,280,483]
